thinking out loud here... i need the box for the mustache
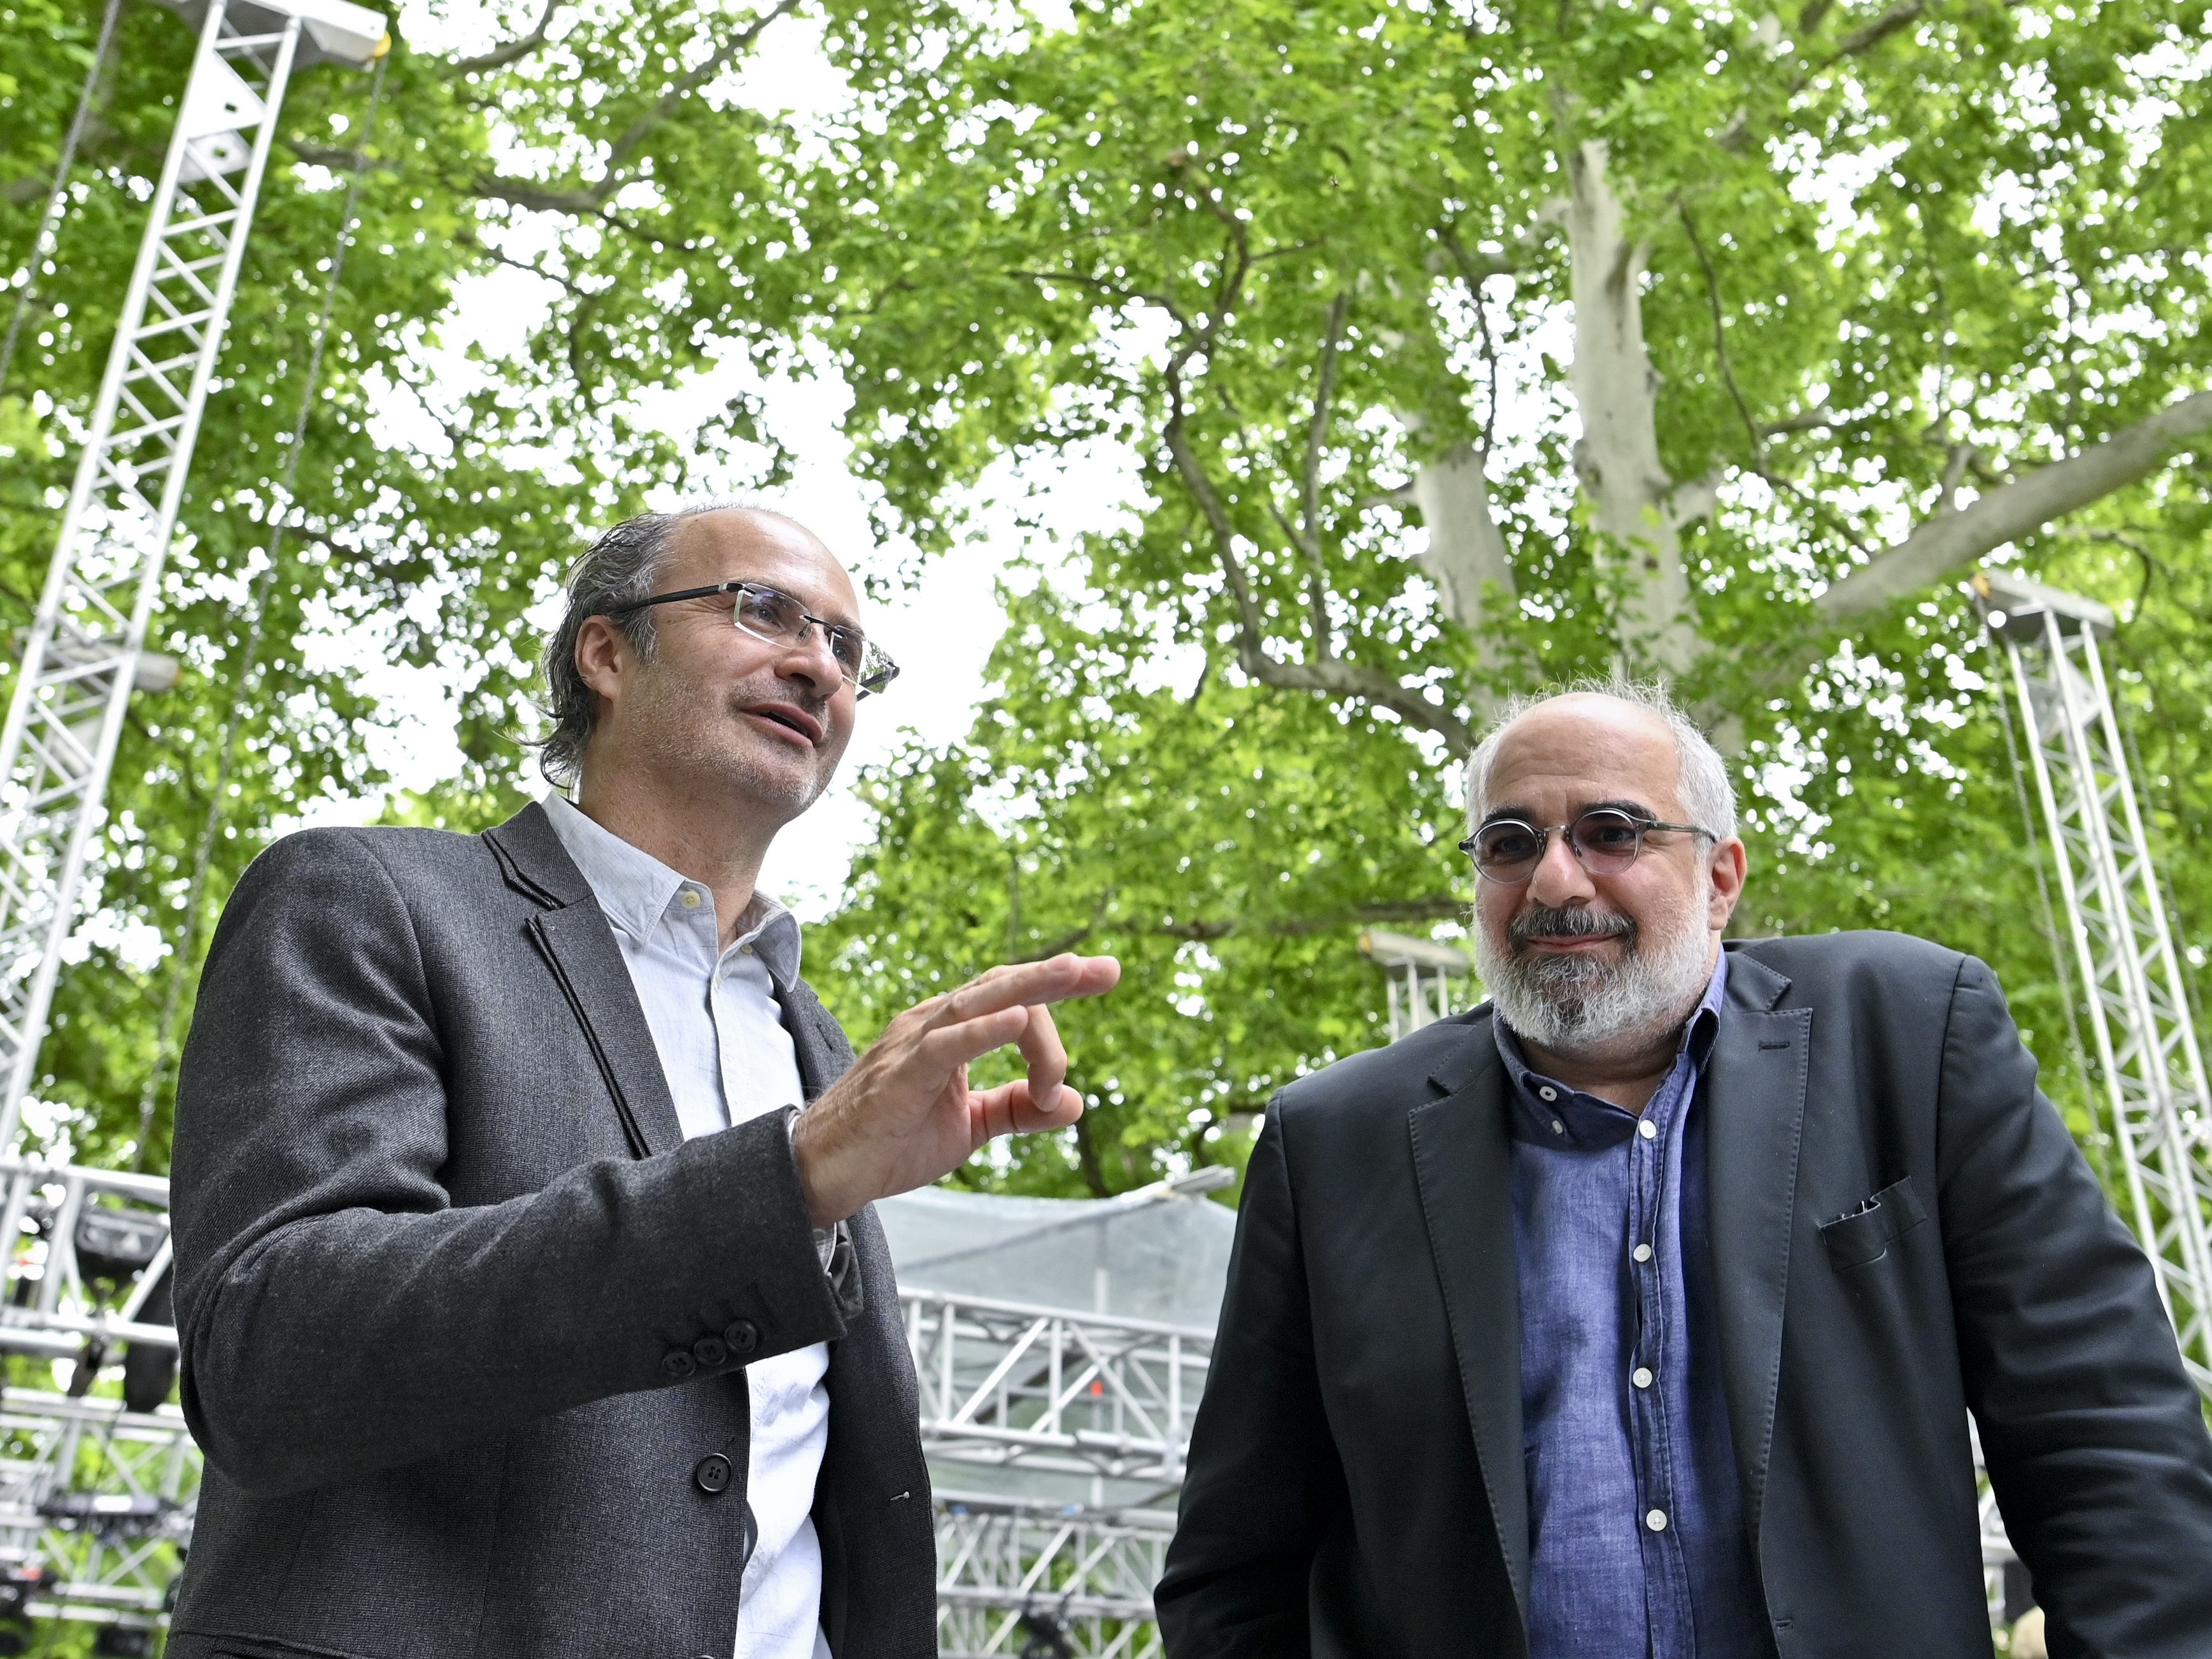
[1508,904,1634,946]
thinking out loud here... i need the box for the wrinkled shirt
[544,794,833,1659]
[1496,954,1772,1659]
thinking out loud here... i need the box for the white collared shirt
[543,793,834,1659]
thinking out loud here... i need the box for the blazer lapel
[1407,1026,1531,1618]
[1703,947,1811,1547]
[485,803,685,1159]
[776,978,853,1103]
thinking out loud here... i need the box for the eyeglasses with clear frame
[1458,808,1717,886]
[602,580,901,697]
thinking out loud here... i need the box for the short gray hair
[1463,679,1738,842]
[534,500,759,788]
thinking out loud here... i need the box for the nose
[776,621,846,695]
[1525,828,1594,907]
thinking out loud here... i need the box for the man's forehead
[1485,698,1681,805]
[668,509,861,621]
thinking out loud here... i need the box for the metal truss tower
[0,0,386,1154]
[0,0,383,1639]
[1974,570,2212,1395]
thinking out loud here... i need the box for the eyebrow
[1478,797,1659,828]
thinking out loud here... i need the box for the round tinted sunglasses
[1458,808,1717,886]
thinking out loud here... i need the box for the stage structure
[881,1173,1235,1657]
[1974,570,2212,1397]
[0,0,385,1639]
[1358,928,1474,1042]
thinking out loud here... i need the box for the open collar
[537,793,803,991]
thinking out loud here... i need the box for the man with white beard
[1158,683,2212,1659]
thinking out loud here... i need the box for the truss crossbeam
[904,1289,1210,1486]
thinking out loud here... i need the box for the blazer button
[660,1350,697,1381]
[723,1318,759,1356]
[694,1453,734,1495]
[692,1336,728,1369]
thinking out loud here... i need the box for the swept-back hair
[1462,679,1738,841]
[534,500,759,788]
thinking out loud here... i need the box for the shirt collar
[1492,951,1729,1150]
[539,793,803,991]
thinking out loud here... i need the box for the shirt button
[1638,1118,1657,1140]
[740,943,754,955]
[1550,1119,1566,1136]
[694,1453,734,1495]
[1633,1243,1653,1263]
[1537,1085,1557,1102]
[1632,1366,1654,1389]
[680,889,702,909]
[1646,1508,1668,1532]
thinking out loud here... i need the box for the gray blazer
[166,803,935,1659]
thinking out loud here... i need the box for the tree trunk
[1413,439,1515,630]
[1564,139,1700,677]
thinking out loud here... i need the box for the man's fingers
[931,954,1121,1027]
[970,1078,1086,1141]
[914,1005,1033,1075]
[1014,1002,1069,1115]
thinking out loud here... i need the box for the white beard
[1475,893,1715,1055]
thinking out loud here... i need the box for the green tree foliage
[793,0,2212,1194]
[0,0,819,1168]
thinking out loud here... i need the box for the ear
[574,614,629,710]
[1706,837,1748,933]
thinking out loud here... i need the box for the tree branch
[1825,0,1927,64]
[1301,292,1349,547]
[1819,390,2212,619]
[1165,400,1473,752]
[450,0,564,74]
[1677,199,1765,470]
[470,0,798,215]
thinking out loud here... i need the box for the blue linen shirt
[1494,954,1773,1659]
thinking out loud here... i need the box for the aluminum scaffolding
[0,0,383,1636]
[1974,569,2212,1395]
[933,1497,1172,1659]
[0,0,386,1155]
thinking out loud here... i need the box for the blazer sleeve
[1154,1100,1336,1657]
[1938,955,2212,1655]
[169,828,848,1497]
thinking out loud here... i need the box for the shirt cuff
[781,1109,846,1278]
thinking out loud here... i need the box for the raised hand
[789,953,1122,1225]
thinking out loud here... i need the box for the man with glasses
[165,503,1119,1659]
[1159,682,2212,1658]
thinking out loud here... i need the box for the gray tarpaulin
[878,1183,1236,1328]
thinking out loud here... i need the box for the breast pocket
[1819,1175,1927,1271]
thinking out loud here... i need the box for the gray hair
[534,499,762,788]
[1463,679,1738,842]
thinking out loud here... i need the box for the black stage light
[1014,1609,1077,1659]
